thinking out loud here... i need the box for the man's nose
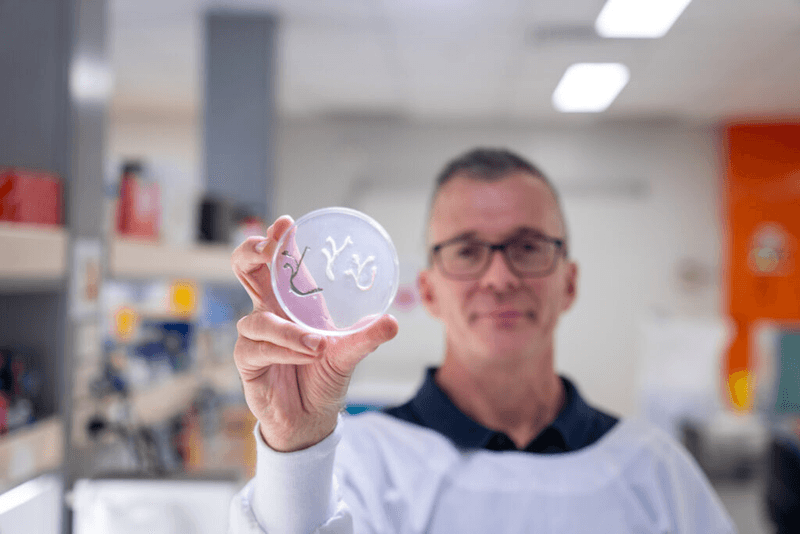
[479,249,519,291]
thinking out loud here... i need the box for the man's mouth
[492,310,522,319]
[468,309,535,322]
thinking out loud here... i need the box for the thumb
[336,314,399,371]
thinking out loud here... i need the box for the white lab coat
[229,412,736,534]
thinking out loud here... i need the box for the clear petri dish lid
[271,207,399,336]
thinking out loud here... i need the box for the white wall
[109,114,726,417]
[108,110,200,178]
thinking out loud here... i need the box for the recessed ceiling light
[595,0,693,38]
[552,63,630,113]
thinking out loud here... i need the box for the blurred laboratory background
[1,0,800,532]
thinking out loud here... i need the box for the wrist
[259,414,338,452]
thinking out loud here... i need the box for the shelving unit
[0,222,68,286]
[126,361,239,427]
[0,220,69,491]
[109,237,235,283]
[84,256,242,427]
[95,238,244,438]
[0,417,64,492]
[128,372,200,426]
[69,360,241,448]
[2,4,267,517]
[66,243,246,470]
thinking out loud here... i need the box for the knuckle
[245,235,266,247]
[258,340,279,359]
[262,312,284,336]
[231,235,267,265]
[280,322,300,345]
[230,248,243,268]
[232,336,248,364]
[236,315,248,334]
[266,313,297,344]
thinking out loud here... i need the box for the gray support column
[0,0,71,174]
[68,0,110,240]
[0,0,108,521]
[203,11,278,220]
[0,0,107,232]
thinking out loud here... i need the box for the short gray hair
[428,148,569,256]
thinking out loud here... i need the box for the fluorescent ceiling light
[595,0,693,38]
[552,63,630,113]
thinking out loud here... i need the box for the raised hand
[231,216,399,452]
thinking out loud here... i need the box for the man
[229,148,736,533]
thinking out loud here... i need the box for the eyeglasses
[429,232,567,280]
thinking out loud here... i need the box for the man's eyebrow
[440,228,549,244]
[511,227,548,239]
[444,230,478,242]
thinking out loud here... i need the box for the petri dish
[271,207,399,336]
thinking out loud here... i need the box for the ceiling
[109,0,800,125]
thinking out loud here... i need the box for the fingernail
[255,240,269,254]
[302,334,322,351]
[266,224,275,238]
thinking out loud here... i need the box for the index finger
[231,215,294,311]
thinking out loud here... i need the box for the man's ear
[561,261,578,312]
[417,269,440,318]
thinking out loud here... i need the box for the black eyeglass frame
[429,233,568,280]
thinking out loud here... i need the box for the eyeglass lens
[438,236,556,277]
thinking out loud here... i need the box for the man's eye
[516,239,544,254]
[455,243,482,258]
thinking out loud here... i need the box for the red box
[0,168,63,226]
[116,171,160,239]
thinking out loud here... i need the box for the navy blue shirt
[385,367,618,453]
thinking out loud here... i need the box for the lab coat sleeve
[228,417,354,534]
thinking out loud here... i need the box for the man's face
[418,172,577,365]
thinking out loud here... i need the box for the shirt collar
[409,367,596,451]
